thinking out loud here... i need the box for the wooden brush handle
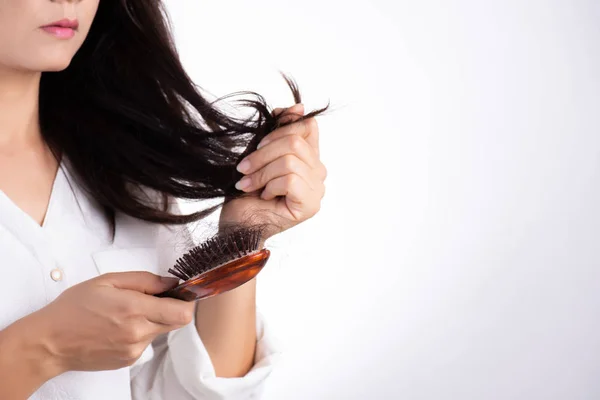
[155,249,270,301]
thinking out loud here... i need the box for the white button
[50,268,63,282]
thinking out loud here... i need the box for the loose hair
[39,0,329,226]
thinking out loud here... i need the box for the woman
[0,1,328,399]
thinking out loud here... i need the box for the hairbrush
[155,226,270,301]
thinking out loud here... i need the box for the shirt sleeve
[129,196,282,399]
[130,309,281,399]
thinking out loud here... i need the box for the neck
[0,67,43,150]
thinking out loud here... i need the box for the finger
[98,272,179,295]
[127,315,187,347]
[136,293,196,327]
[238,154,321,193]
[257,117,319,156]
[278,103,304,125]
[261,106,307,149]
[140,319,184,340]
[272,107,285,117]
[260,174,322,219]
[272,103,303,119]
[237,135,320,176]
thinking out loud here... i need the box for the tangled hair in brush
[39,0,330,228]
[168,224,270,281]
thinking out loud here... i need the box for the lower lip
[41,26,76,39]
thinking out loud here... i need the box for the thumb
[272,107,286,117]
[98,271,179,295]
[274,104,304,125]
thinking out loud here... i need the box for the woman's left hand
[219,103,327,241]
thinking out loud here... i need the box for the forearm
[0,315,59,399]
[194,276,258,378]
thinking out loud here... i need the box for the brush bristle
[167,226,264,281]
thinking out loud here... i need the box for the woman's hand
[30,272,194,374]
[221,103,327,240]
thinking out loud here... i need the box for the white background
[165,1,600,399]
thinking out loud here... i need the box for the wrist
[0,313,64,399]
[1,312,65,382]
[218,218,270,248]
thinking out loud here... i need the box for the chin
[31,49,77,72]
[27,56,73,73]
[42,61,72,72]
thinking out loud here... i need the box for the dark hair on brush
[38,0,330,227]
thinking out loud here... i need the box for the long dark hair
[38,0,329,226]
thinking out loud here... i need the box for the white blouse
[0,158,281,400]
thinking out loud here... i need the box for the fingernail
[237,159,251,173]
[235,176,251,191]
[257,139,270,149]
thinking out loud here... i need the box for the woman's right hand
[26,271,195,374]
